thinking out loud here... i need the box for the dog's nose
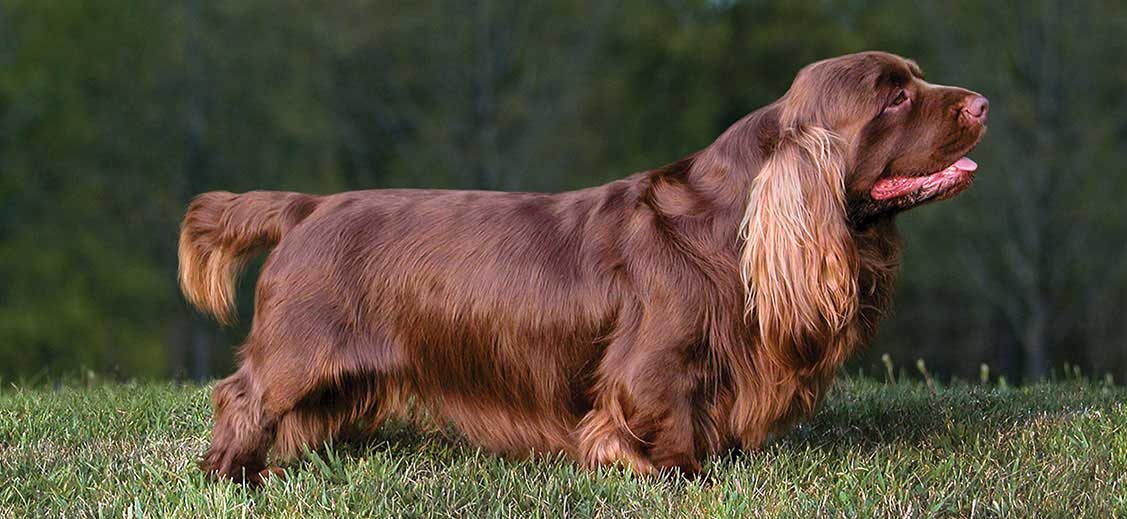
[962,95,989,123]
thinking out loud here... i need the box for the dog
[179,51,987,483]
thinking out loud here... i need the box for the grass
[1,377,1125,518]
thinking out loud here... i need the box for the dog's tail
[178,191,320,325]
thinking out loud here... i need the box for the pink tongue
[954,157,978,171]
[870,157,977,200]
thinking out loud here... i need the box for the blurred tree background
[1,0,1124,382]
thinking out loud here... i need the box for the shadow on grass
[770,379,1121,453]
[291,379,1123,477]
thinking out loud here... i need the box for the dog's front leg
[576,311,706,475]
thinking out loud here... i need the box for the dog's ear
[740,126,858,372]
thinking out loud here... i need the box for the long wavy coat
[180,51,988,483]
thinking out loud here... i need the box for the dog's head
[778,51,989,223]
[736,51,987,371]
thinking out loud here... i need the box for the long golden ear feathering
[739,126,859,371]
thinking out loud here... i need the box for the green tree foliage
[0,0,1123,381]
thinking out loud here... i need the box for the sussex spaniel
[180,51,987,483]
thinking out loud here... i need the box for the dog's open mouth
[870,157,978,201]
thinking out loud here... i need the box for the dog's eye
[888,89,909,108]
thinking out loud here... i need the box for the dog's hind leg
[200,364,277,485]
[270,376,399,464]
[200,326,388,484]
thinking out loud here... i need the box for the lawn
[1,376,1124,518]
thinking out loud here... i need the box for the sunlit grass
[1,377,1124,517]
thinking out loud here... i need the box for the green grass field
[1,377,1125,518]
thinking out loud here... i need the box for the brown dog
[179,51,987,483]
